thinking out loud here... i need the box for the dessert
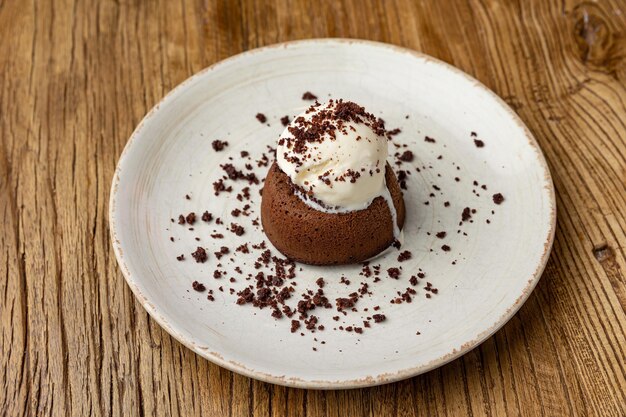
[261,100,405,265]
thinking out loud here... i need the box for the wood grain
[1,0,625,415]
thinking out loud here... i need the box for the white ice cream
[276,100,388,212]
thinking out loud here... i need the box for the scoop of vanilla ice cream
[276,100,388,212]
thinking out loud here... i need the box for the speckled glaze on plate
[109,39,556,389]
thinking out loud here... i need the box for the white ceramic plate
[110,39,555,389]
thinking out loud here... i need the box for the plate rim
[109,38,557,389]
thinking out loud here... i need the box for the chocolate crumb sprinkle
[212,140,228,151]
[255,113,267,123]
[398,150,414,162]
[201,211,213,222]
[387,268,401,279]
[493,193,505,204]
[397,251,412,262]
[191,247,208,263]
[373,314,386,323]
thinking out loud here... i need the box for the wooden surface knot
[572,2,625,75]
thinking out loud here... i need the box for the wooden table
[2,0,625,415]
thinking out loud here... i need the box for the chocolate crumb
[387,268,401,279]
[176,254,185,261]
[409,276,418,286]
[255,113,267,123]
[191,247,208,263]
[185,212,196,225]
[185,194,191,200]
[373,314,386,323]
[212,140,228,151]
[461,207,472,222]
[444,201,450,207]
[436,231,447,239]
[316,278,325,288]
[424,136,436,143]
[201,211,213,222]
[178,215,186,225]
[442,245,451,252]
[398,150,414,162]
[192,281,206,292]
[493,193,505,204]
[240,150,249,158]
[291,320,301,333]
[474,139,485,148]
[397,251,412,262]
[302,91,317,100]
[230,223,245,236]
[280,115,290,126]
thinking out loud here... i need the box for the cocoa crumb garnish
[372,314,386,323]
[474,139,485,148]
[240,150,249,158]
[178,215,186,225]
[229,223,245,236]
[185,212,196,225]
[214,246,230,260]
[210,233,224,239]
[291,320,301,333]
[302,91,317,100]
[316,278,325,288]
[176,254,185,261]
[336,296,357,311]
[409,276,418,286]
[398,150,414,162]
[436,231,447,239]
[386,128,401,138]
[280,115,290,126]
[493,193,505,204]
[201,211,213,222]
[424,136,436,143]
[212,179,232,196]
[256,113,267,123]
[192,281,206,292]
[185,194,191,200]
[191,247,208,263]
[220,163,259,185]
[442,245,451,252]
[236,244,249,254]
[387,268,401,279]
[397,251,412,262]
[461,207,472,222]
[444,201,450,207]
[212,140,228,151]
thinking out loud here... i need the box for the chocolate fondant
[261,162,405,265]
